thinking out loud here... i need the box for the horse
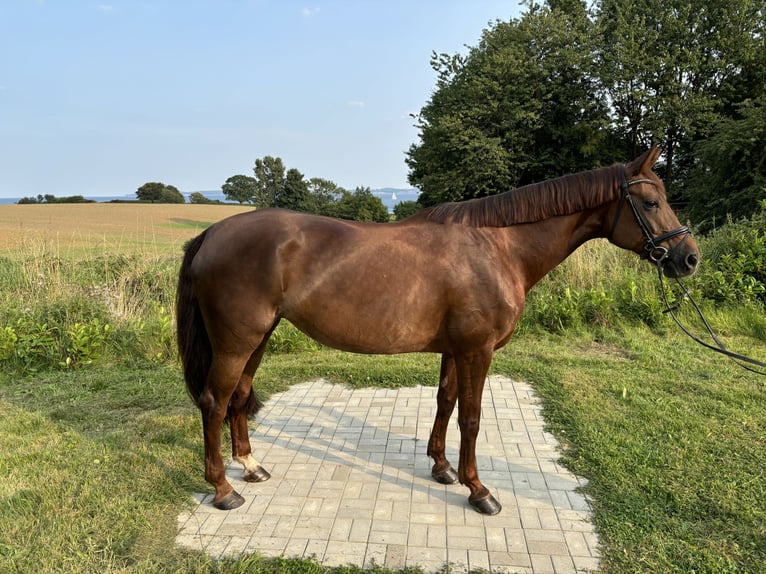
[176,146,699,515]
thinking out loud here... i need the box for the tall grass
[0,237,322,374]
[0,238,177,371]
[521,240,668,332]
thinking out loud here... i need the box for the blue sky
[0,1,522,198]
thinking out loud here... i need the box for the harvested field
[0,203,252,258]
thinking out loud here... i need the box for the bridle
[608,170,690,265]
[609,168,766,375]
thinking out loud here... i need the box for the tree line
[130,157,390,222]
[406,0,765,231]
[17,194,94,204]
[220,156,389,222]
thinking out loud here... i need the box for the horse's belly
[283,302,442,355]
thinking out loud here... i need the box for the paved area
[176,376,600,573]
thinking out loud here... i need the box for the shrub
[692,199,766,305]
[63,318,111,368]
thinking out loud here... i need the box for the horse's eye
[644,200,660,210]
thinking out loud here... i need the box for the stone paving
[176,376,600,573]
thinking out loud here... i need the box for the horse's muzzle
[662,244,699,278]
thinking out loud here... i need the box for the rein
[612,168,766,375]
[654,261,766,375]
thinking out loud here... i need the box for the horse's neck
[499,209,607,292]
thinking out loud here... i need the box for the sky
[0,1,523,198]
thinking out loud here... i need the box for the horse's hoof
[469,493,502,515]
[244,465,271,483]
[432,465,459,485]
[213,491,245,510]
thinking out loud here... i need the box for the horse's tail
[176,231,211,408]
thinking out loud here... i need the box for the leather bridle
[608,170,690,265]
[608,169,766,374]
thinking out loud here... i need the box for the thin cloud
[347,100,366,109]
[301,6,320,18]
[96,4,114,13]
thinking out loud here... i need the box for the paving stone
[176,376,600,573]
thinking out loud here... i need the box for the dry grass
[0,203,252,259]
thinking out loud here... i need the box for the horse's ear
[626,146,663,176]
[646,145,662,167]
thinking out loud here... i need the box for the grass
[1,330,764,573]
[492,328,766,573]
[1,204,765,573]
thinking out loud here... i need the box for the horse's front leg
[427,353,459,484]
[456,350,502,515]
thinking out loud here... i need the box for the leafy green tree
[136,182,184,203]
[276,168,310,211]
[685,96,766,230]
[160,186,185,203]
[189,192,221,205]
[393,201,422,221]
[306,177,344,215]
[221,175,258,204]
[407,1,614,206]
[326,187,389,222]
[596,0,765,193]
[253,156,286,208]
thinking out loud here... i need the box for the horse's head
[607,147,699,278]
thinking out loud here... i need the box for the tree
[276,168,310,211]
[685,95,766,230]
[189,192,221,205]
[595,0,765,194]
[393,201,422,221]
[253,156,286,208]
[136,182,184,203]
[306,177,344,215]
[221,175,258,204]
[325,187,389,222]
[407,1,614,207]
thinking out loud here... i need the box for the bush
[267,322,321,354]
[692,199,766,305]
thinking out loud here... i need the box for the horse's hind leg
[199,351,253,510]
[229,333,274,484]
[427,354,460,485]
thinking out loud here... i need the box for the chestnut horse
[176,147,698,514]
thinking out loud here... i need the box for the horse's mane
[421,164,623,227]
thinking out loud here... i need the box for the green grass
[0,353,439,574]
[1,325,765,573]
[493,327,766,573]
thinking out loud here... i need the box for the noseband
[608,170,690,264]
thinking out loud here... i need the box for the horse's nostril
[686,252,699,269]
